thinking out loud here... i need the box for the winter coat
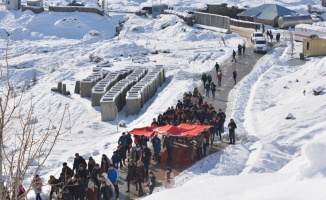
[163,136,174,149]
[111,154,120,168]
[217,71,222,80]
[86,187,98,200]
[196,134,204,148]
[62,166,74,177]
[154,139,161,154]
[107,168,119,184]
[233,71,237,79]
[207,75,212,82]
[211,83,216,92]
[126,163,136,181]
[88,159,96,173]
[91,167,103,185]
[73,156,87,171]
[188,140,196,159]
[205,82,210,90]
[228,121,237,133]
[77,168,89,183]
[101,158,111,173]
[217,111,226,123]
[129,147,137,161]
[118,135,128,147]
[135,165,145,182]
[101,184,113,200]
[149,175,156,187]
[142,147,152,165]
[32,177,42,194]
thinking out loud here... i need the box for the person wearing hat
[163,133,174,163]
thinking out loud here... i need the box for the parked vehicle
[251,32,265,43]
[295,24,326,42]
[253,39,268,53]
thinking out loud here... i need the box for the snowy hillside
[1,0,326,199]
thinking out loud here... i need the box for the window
[307,42,310,50]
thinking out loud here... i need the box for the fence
[230,18,261,29]
[194,12,231,33]
[22,5,44,13]
[48,6,104,16]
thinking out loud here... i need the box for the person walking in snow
[228,119,237,145]
[73,153,87,173]
[233,69,237,85]
[205,81,210,98]
[188,139,196,164]
[231,50,236,62]
[237,44,242,55]
[148,171,156,195]
[207,74,212,86]
[32,175,43,200]
[215,62,220,73]
[201,73,207,87]
[242,44,246,54]
[107,164,119,199]
[210,82,216,98]
[217,70,222,86]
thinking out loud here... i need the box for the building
[237,4,297,27]
[152,4,168,18]
[5,0,21,10]
[303,38,326,57]
[207,3,245,19]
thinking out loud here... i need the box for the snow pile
[298,133,326,178]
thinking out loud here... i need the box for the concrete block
[80,78,94,97]
[62,84,67,95]
[100,95,118,122]
[74,81,80,94]
[58,82,62,93]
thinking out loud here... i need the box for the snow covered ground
[1,0,326,199]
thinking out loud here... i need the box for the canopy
[129,126,155,137]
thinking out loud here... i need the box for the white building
[5,0,21,10]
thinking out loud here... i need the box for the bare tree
[1,40,71,200]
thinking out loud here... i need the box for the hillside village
[1,0,326,200]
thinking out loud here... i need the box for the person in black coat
[231,50,237,62]
[163,133,174,163]
[77,164,89,184]
[101,181,113,200]
[215,62,220,73]
[148,171,156,195]
[141,144,152,178]
[91,164,103,190]
[217,109,226,133]
[228,119,237,145]
[73,153,87,173]
[62,162,74,181]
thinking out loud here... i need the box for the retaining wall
[194,12,231,33]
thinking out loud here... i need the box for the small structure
[303,38,326,57]
[5,0,21,10]
[152,4,168,18]
[27,0,43,7]
[285,113,294,120]
[237,4,297,27]
[207,3,245,19]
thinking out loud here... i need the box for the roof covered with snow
[237,4,297,20]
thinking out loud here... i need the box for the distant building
[237,4,297,27]
[207,3,245,19]
[26,0,43,7]
[5,0,21,10]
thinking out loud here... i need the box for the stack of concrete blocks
[126,66,165,116]
[80,72,105,98]
[91,69,133,106]
[100,68,147,121]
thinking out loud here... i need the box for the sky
[1,0,326,199]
